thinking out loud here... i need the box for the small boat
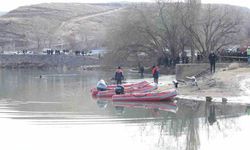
[108,80,149,88]
[91,81,149,95]
[91,81,155,97]
[112,89,177,102]
[93,83,157,98]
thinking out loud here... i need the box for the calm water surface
[0,68,249,150]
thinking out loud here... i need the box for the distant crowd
[1,49,96,56]
[156,49,248,67]
[219,49,248,62]
[44,49,86,55]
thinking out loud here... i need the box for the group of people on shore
[96,51,218,91]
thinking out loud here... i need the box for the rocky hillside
[0,3,125,52]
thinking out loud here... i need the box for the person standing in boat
[152,65,159,84]
[115,66,124,85]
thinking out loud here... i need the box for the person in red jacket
[152,65,159,84]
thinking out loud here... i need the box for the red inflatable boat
[112,89,177,101]
[91,81,156,97]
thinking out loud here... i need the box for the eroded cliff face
[0,3,123,51]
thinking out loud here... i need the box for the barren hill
[0,3,125,52]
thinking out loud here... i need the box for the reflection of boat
[112,89,177,102]
[91,81,157,98]
[112,101,178,113]
[96,100,109,109]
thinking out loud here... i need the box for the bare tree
[65,32,78,51]
[78,26,92,51]
[106,2,189,65]
[182,4,242,59]
[105,5,159,65]
[183,0,201,62]
[29,17,60,51]
[156,0,184,58]
[106,1,243,65]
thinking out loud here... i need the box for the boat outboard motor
[115,85,124,94]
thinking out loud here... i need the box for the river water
[0,68,249,150]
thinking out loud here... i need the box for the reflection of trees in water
[177,101,201,150]
[138,114,177,149]
[155,114,201,150]
[185,114,200,150]
[96,99,247,150]
[134,101,202,150]
[146,100,246,150]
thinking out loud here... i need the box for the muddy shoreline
[175,64,250,104]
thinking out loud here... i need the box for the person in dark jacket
[115,66,124,85]
[139,65,144,78]
[208,51,217,73]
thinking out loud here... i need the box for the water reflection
[206,102,217,125]
[94,98,249,150]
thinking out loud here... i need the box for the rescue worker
[115,66,124,85]
[152,65,159,84]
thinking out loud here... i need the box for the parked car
[26,51,34,55]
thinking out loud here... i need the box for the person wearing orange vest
[152,65,159,84]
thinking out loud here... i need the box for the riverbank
[175,63,250,104]
[123,63,250,104]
